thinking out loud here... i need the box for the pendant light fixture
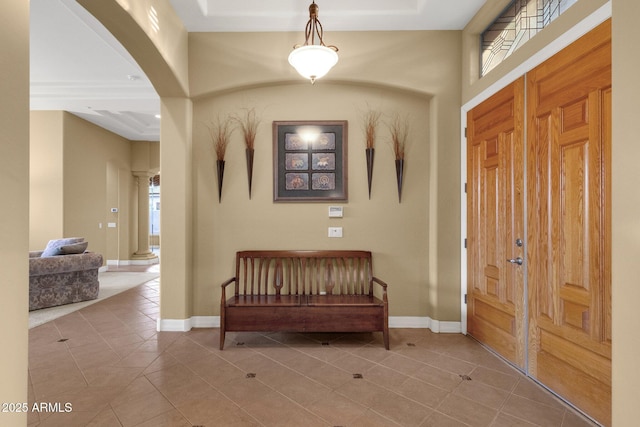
[288,1,339,84]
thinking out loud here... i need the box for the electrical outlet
[328,227,343,238]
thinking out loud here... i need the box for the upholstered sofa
[29,238,103,311]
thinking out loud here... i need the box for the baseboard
[191,316,220,328]
[389,316,461,333]
[156,316,461,333]
[156,318,192,332]
[107,258,159,267]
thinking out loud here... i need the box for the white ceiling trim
[30,82,158,99]
[72,110,161,141]
[169,0,486,32]
[97,110,160,133]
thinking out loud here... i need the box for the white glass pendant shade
[288,45,338,83]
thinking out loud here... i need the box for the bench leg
[219,308,226,350]
[383,329,390,350]
[383,306,390,350]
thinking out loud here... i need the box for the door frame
[459,3,611,335]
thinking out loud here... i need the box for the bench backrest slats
[233,250,374,297]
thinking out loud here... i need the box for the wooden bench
[220,250,389,350]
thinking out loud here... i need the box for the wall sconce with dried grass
[362,108,382,198]
[206,114,234,202]
[386,113,410,202]
[233,108,261,199]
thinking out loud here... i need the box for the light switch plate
[328,227,343,237]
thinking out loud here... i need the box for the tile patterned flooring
[28,266,598,426]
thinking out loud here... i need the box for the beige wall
[63,113,134,261]
[189,31,461,97]
[187,30,463,320]
[29,112,134,261]
[193,84,431,317]
[30,111,64,249]
[131,140,160,174]
[89,1,464,323]
[160,97,194,321]
[611,1,640,425]
[0,0,29,424]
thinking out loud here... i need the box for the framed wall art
[273,120,348,202]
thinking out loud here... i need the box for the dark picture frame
[273,120,348,202]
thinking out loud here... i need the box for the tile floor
[28,266,599,426]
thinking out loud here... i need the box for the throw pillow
[41,237,85,257]
[58,241,89,255]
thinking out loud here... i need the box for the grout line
[28,278,598,427]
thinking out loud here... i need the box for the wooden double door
[467,21,611,426]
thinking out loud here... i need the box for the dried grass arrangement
[206,114,234,202]
[362,107,382,199]
[387,112,409,160]
[362,108,382,149]
[233,108,261,150]
[386,113,410,202]
[207,114,234,161]
[232,108,261,199]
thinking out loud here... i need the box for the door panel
[467,20,611,426]
[467,77,525,369]
[527,20,611,426]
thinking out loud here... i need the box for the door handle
[507,257,523,265]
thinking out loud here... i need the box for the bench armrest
[221,277,236,288]
[221,277,236,302]
[372,276,389,303]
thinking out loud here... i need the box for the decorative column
[132,171,158,261]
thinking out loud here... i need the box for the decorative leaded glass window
[481,0,579,76]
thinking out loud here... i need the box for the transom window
[481,0,579,76]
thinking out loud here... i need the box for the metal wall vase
[216,159,225,202]
[365,148,375,199]
[246,148,255,199]
[395,159,404,203]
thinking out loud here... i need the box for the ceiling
[30,0,486,141]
